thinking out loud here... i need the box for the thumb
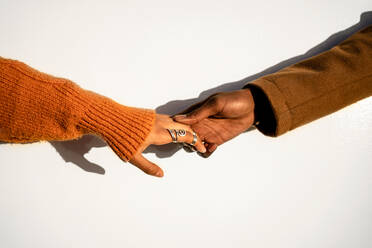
[173,98,219,124]
[129,153,164,177]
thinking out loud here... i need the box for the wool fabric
[0,57,155,162]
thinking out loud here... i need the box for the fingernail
[155,171,164,177]
[174,114,187,120]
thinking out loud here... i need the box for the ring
[167,129,187,143]
[191,131,197,146]
[176,129,186,137]
[167,129,177,143]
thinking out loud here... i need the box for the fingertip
[208,144,218,153]
[130,154,164,178]
[173,114,187,120]
[194,141,207,153]
[199,151,213,158]
[199,144,207,153]
[146,162,164,177]
[155,168,164,177]
[173,115,188,122]
[173,115,196,124]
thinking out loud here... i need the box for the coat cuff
[244,78,292,137]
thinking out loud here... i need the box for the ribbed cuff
[56,82,155,162]
[244,78,292,137]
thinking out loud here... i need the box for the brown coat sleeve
[245,25,372,137]
[0,58,155,161]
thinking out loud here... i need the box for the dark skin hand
[173,89,256,157]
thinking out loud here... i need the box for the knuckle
[144,164,155,173]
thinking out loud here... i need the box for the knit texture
[0,57,155,162]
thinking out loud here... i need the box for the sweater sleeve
[244,25,372,137]
[0,57,155,162]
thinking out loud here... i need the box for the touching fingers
[166,127,206,153]
[160,119,206,153]
[129,153,164,177]
[179,129,206,153]
[191,132,206,154]
[200,143,218,158]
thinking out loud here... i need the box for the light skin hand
[173,89,255,157]
[129,114,206,177]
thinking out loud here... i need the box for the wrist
[243,83,277,135]
[243,86,267,128]
[242,88,260,126]
[62,82,156,161]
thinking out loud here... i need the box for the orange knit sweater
[0,57,155,162]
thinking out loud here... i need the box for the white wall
[0,1,371,247]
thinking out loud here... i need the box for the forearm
[245,25,372,136]
[0,57,155,161]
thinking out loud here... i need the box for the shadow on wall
[2,12,371,174]
[50,135,107,174]
[144,11,372,158]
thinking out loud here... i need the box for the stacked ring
[167,129,178,143]
[166,129,198,152]
[176,129,186,137]
[191,131,197,146]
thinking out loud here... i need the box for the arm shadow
[0,135,107,175]
[2,11,370,173]
[144,11,372,158]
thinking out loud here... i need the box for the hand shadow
[49,135,107,174]
[3,12,370,174]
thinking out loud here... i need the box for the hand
[129,114,206,177]
[173,89,255,157]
